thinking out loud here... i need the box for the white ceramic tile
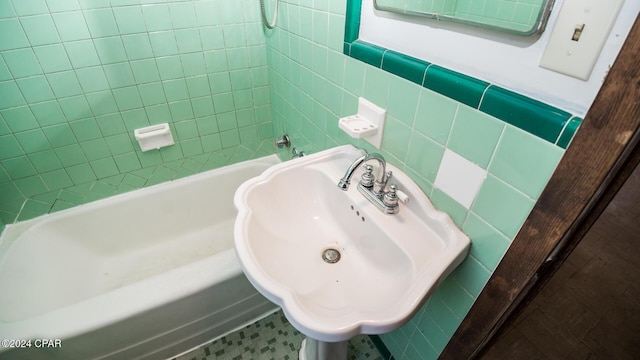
[434,149,487,209]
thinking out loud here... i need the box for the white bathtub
[0,155,280,360]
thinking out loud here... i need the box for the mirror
[373,0,554,35]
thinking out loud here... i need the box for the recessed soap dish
[338,115,378,138]
[134,123,175,152]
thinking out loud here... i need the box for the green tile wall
[0,0,275,230]
[266,1,569,359]
[344,0,582,148]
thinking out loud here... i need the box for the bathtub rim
[0,154,280,247]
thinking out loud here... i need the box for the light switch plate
[539,0,624,80]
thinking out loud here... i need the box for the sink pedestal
[299,337,348,360]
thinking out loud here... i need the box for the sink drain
[322,248,341,264]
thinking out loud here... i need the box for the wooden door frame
[440,14,640,360]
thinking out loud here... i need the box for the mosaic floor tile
[174,310,385,360]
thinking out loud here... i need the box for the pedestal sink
[233,145,470,360]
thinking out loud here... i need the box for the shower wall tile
[47,71,84,98]
[0,19,29,50]
[472,174,536,239]
[76,67,111,93]
[44,0,79,13]
[142,4,173,32]
[113,7,147,34]
[462,213,511,271]
[0,0,274,226]
[0,81,26,108]
[2,156,36,179]
[10,0,48,16]
[16,76,55,103]
[0,2,14,18]
[430,188,468,226]
[413,88,457,145]
[2,106,39,132]
[363,66,391,107]
[52,12,91,41]
[3,48,43,78]
[93,37,128,64]
[489,125,565,198]
[20,15,60,46]
[58,96,92,121]
[387,76,421,126]
[406,132,445,183]
[67,42,102,69]
[15,129,50,153]
[447,105,504,168]
[31,100,66,126]
[0,58,11,81]
[84,8,120,38]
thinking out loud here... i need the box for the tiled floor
[173,310,385,360]
[481,164,640,359]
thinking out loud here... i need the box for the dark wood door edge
[478,123,640,359]
[439,14,640,360]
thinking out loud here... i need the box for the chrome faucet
[338,153,388,192]
[337,152,400,214]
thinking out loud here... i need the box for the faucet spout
[337,153,387,191]
[338,150,400,214]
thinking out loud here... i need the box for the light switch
[539,0,624,80]
[571,23,585,41]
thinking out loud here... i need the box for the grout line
[13,198,28,225]
[482,123,507,175]
[477,83,492,110]
[443,103,460,148]
[422,63,434,87]
[554,115,575,145]
[380,48,388,68]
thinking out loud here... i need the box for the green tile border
[343,1,581,149]
[556,116,583,148]
[350,40,385,68]
[344,0,362,43]
[381,50,429,86]
[425,65,488,109]
[480,86,572,143]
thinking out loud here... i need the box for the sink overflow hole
[350,204,367,222]
[322,248,341,264]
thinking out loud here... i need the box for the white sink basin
[234,145,470,342]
